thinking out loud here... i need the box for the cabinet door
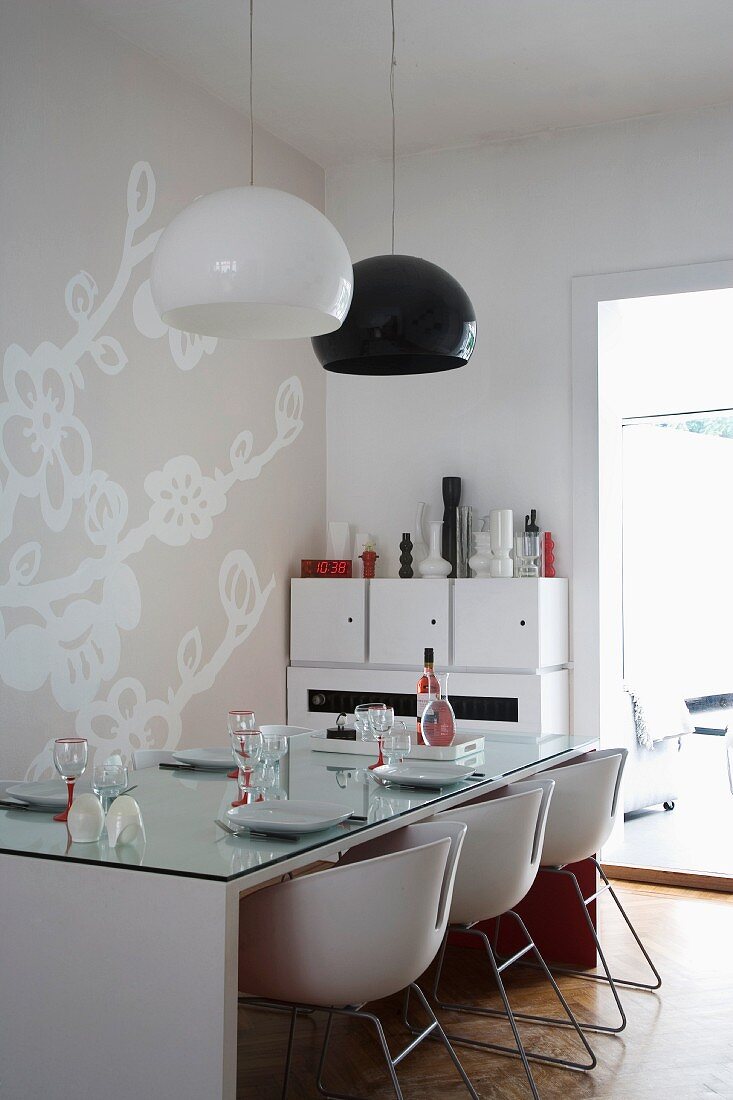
[454,579,541,669]
[369,580,450,666]
[290,580,367,664]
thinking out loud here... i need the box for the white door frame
[571,259,733,745]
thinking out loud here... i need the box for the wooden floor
[237,882,733,1099]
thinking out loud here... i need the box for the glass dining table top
[0,731,596,882]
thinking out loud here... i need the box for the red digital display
[300,559,353,578]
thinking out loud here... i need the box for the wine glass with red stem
[53,738,88,822]
[227,709,256,777]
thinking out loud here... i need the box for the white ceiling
[70,0,733,167]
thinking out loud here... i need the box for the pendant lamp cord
[390,0,396,253]
[249,0,254,186]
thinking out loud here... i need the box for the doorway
[602,409,733,876]
[571,265,733,889]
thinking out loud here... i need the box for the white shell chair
[527,747,661,1035]
[130,749,175,770]
[239,821,479,1100]
[725,726,733,795]
[407,781,595,1100]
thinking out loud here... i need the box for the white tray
[310,729,485,761]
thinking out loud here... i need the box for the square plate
[5,780,91,811]
[172,748,233,770]
[372,762,474,788]
[226,800,353,836]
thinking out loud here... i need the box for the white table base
[0,854,240,1100]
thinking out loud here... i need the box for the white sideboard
[369,579,452,666]
[453,578,568,670]
[290,578,367,664]
[290,577,567,671]
[288,577,570,737]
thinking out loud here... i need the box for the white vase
[412,502,429,565]
[469,533,493,578]
[327,521,352,559]
[489,508,514,578]
[419,520,451,578]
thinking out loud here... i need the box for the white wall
[0,0,326,778]
[325,103,733,580]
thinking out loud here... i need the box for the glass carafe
[420,674,456,747]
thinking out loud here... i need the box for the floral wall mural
[0,2,327,780]
[0,161,308,778]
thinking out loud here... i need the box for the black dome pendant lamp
[311,0,476,377]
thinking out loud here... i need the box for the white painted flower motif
[0,341,92,531]
[275,376,304,445]
[84,470,128,547]
[0,564,141,711]
[145,455,226,546]
[76,677,179,757]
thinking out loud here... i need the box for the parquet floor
[237,881,733,1099]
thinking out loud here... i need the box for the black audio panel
[307,689,519,724]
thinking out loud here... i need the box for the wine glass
[354,703,376,742]
[230,730,263,807]
[261,733,288,788]
[53,738,88,822]
[368,705,396,769]
[228,710,256,776]
[92,763,128,814]
[382,731,411,767]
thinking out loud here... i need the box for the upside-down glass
[53,738,88,822]
[230,730,263,807]
[261,734,288,788]
[227,709,257,777]
[382,731,412,766]
[354,703,379,742]
[92,763,128,814]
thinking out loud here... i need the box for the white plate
[372,762,475,788]
[172,748,233,770]
[5,780,91,810]
[226,800,353,836]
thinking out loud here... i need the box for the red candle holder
[359,549,378,579]
[543,531,556,577]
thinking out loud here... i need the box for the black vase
[399,533,414,579]
[442,477,462,579]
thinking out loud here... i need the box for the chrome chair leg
[413,915,595,1079]
[495,861,661,1035]
[505,865,627,1034]
[538,862,661,993]
[316,1006,403,1100]
[405,983,481,1100]
[592,859,662,990]
[281,1006,298,1100]
[405,927,541,1098]
[240,990,479,1100]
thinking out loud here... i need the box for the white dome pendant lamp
[151,1,353,341]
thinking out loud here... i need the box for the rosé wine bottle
[416,647,440,746]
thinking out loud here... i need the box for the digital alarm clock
[300,559,353,578]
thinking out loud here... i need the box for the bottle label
[417,692,437,718]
